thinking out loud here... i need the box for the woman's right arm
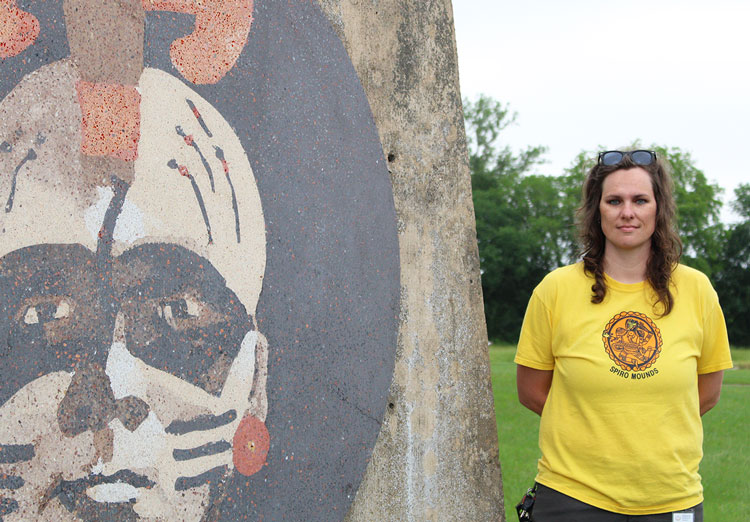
[517,365,553,416]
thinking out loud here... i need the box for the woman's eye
[607,199,620,205]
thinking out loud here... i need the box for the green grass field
[490,344,750,520]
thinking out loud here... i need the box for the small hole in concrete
[388,402,394,409]
[387,152,396,163]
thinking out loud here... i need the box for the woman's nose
[620,202,636,218]
[57,363,149,437]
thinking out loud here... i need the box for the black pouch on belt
[515,484,537,522]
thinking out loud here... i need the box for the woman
[515,149,733,521]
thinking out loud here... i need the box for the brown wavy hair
[577,151,682,315]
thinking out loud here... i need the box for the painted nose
[56,363,150,437]
[56,312,149,437]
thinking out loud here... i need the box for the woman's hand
[516,365,553,416]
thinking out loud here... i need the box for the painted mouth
[86,482,146,503]
[48,469,155,508]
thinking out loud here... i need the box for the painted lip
[47,469,155,506]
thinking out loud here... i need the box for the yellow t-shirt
[515,263,733,515]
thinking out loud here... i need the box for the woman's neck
[603,245,651,284]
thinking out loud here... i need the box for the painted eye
[22,299,71,325]
[158,296,204,328]
[54,300,71,319]
[23,306,39,325]
[161,299,188,320]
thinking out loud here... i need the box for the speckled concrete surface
[1,1,399,520]
[318,1,505,521]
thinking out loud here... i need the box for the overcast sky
[453,0,749,222]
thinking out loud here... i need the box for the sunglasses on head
[598,150,657,167]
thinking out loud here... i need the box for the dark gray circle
[1,1,399,519]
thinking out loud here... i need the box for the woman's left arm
[698,370,724,415]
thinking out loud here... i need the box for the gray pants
[532,483,703,522]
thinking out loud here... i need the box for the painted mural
[0,1,399,520]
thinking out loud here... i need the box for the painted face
[599,167,657,258]
[0,63,268,520]
[0,244,267,520]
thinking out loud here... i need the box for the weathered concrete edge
[316,1,504,520]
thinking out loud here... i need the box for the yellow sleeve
[697,298,733,374]
[514,290,555,370]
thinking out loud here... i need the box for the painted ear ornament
[233,415,269,476]
[220,329,270,476]
[0,0,40,58]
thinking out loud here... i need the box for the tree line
[465,95,750,346]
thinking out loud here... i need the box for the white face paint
[88,319,266,518]
[0,63,269,520]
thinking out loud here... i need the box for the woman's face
[599,167,657,257]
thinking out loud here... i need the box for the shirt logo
[602,311,662,371]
